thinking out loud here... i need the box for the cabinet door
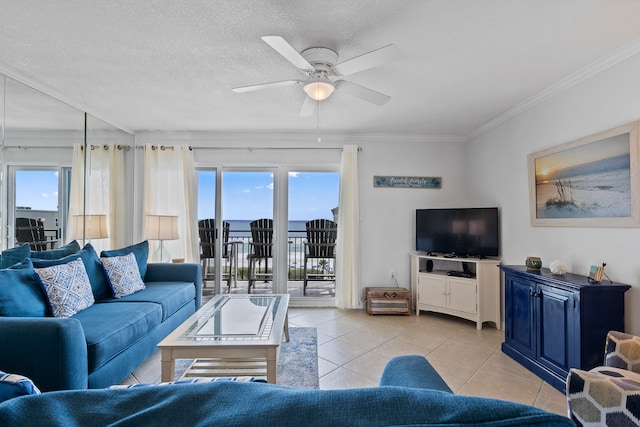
[447,278,477,314]
[418,274,446,308]
[505,275,536,358]
[537,283,575,376]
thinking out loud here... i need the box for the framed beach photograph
[528,121,640,227]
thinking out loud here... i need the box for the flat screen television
[416,207,499,257]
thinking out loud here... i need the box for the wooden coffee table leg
[266,347,278,383]
[161,349,175,382]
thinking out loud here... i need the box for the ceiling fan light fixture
[303,77,335,101]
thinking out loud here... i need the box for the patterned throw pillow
[34,257,95,318]
[0,371,41,403]
[101,252,145,298]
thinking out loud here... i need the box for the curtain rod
[134,145,362,151]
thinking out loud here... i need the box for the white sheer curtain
[336,145,361,309]
[67,144,126,252]
[143,144,198,263]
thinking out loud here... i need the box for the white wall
[357,137,467,298]
[466,52,640,335]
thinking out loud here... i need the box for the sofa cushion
[100,282,194,321]
[101,241,149,280]
[0,371,40,404]
[34,258,95,318]
[0,259,48,317]
[101,253,145,298]
[31,240,80,260]
[33,243,112,301]
[72,302,162,371]
[0,244,31,269]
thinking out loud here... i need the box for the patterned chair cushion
[605,331,640,373]
[34,257,95,318]
[0,371,41,403]
[101,252,145,298]
[567,365,640,426]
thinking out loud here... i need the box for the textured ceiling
[2,0,640,137]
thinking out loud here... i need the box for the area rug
[174,327,319,389]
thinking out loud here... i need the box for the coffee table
[158,294,290,383]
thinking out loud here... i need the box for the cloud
[243,189,250,193]
[289,172,299,178]
[41,193,49,198]
[267,183,274,190]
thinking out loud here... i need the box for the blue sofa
[0,241,201,391]
[0,355,572,426]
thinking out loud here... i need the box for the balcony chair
[15,217,58,251]
[303,219,337,295]
[198,219,234,292]
[247,218,273,293]
[566,330,640,426]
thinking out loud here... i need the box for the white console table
[409,253,501,330]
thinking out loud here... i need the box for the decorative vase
[525,256,542,271]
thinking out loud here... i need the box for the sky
[15,169,340,222]
[16,170,59,211]
[198,171,339,221]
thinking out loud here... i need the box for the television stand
[409,253,501,330]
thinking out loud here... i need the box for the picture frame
[528,120,640,227]
[588,265,604,283]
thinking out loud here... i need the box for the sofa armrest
[144,262,202,308]
[0,317,88,392]
[379,355,452,392]
[604,330,640,373]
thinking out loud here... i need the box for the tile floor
[127,307,568,418]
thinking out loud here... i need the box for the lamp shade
[73,214,109,239]
[303,77,335,101]
[144,215,179,241]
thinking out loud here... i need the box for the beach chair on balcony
[15,217,59,251]
[198,219,234,292]
[303,219,337,295]
[247,218,273,293]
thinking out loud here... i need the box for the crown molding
[467,37,640,141]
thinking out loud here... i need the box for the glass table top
[179,295,284,342]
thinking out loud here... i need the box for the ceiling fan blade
[336,80,390,106]
[334,44,400,76]
[261,36,314,71]
[299,96,317,117]
[232,79,301,93]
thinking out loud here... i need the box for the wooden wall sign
[373,176,442,189]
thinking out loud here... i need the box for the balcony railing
[218,230,334,281]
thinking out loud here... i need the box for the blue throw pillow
[0,244,31,269]
[0,259,48,317]
[32,243,112,301]
[31,240,81,260]
[101,240,149,280]
[0,371,40,403]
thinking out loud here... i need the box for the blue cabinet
[501,265,629,393]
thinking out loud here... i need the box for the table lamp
[73,214,109,243]
[143,214,179,262]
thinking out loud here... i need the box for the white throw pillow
[101,252,145,298]
[34,257,95,318]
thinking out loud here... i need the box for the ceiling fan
[232,36,399,117]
